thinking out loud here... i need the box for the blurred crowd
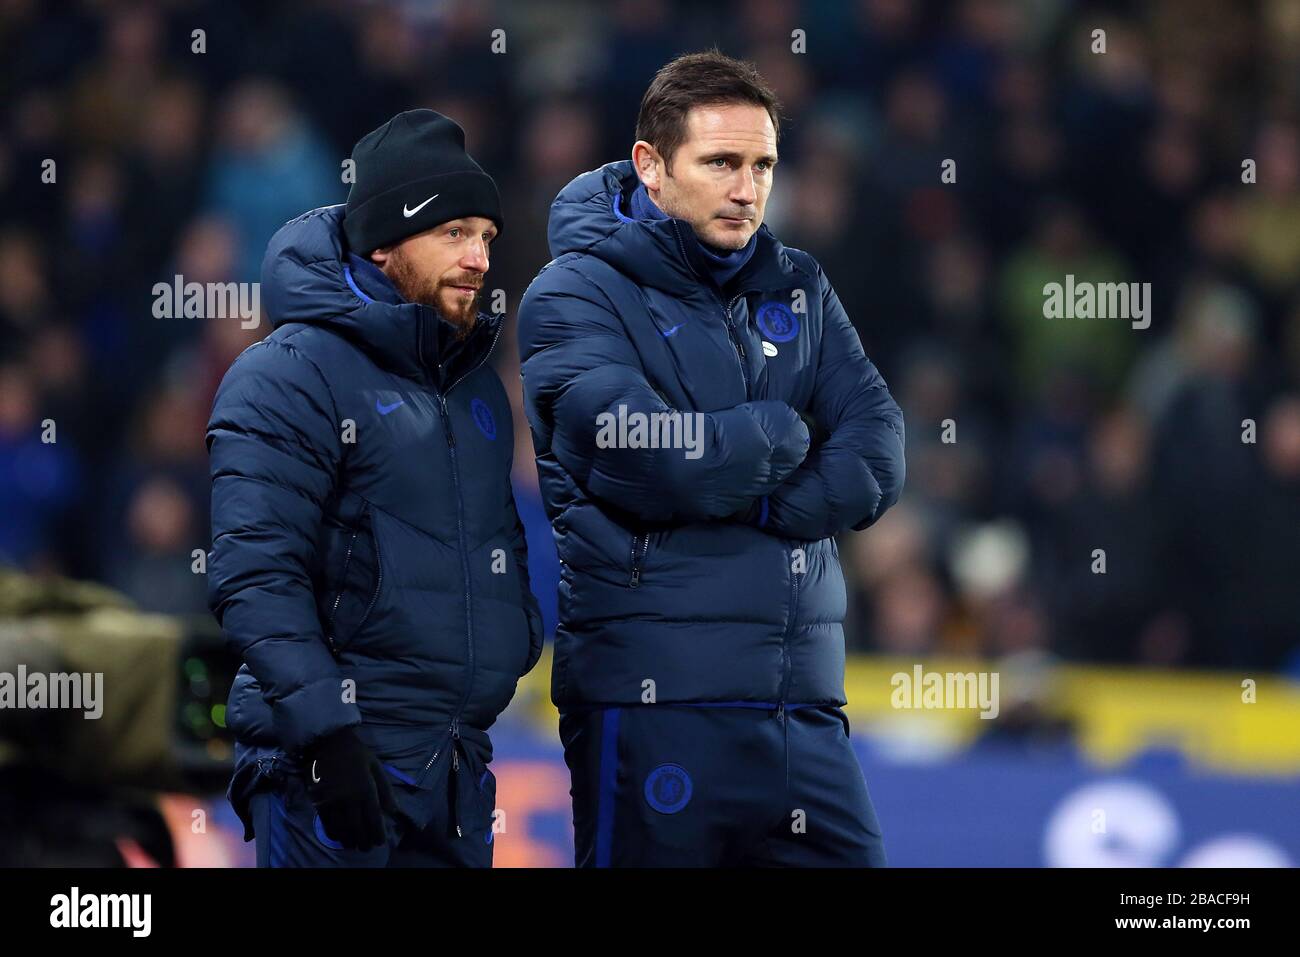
[2,0,1298,674]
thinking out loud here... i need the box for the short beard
[384,249,479,335]
[446,309,477,340]
[654,186,749,252]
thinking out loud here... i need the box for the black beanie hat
[343,109,503,255]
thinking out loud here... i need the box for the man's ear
[632,140,664,193]
[369,245,392,267]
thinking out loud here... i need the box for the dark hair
[635,50,782,172]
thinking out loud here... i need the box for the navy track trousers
[248,757,496,868]
[560,704,887,867]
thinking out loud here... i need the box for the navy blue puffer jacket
[517,162,905,711]
[207,204,542,834]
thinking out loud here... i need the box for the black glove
[797,409,830,449]
[302,726,397,851]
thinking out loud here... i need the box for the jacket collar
[546,161,809,298]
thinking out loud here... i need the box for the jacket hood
[260,204,502,383]
[546,160,804,295]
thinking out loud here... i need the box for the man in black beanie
[344,109,504,329]
[207,109,544,867]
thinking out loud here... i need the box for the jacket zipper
[628,533,649,587]
[720,291,750,399]
[451,719,462,837]
[417,398,466,784]
[664,221,797,716]
[437,390,475,759]
[422,726,454,774]
[439,315,504,728]
[445,316,505,395]
[669,220,752,399]
[415,309,506,781]
[325,524,360,655]
[777,543,801,719]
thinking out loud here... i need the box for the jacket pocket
[324,502,383,654]
[478,766,499,846]
[454,748,498,845]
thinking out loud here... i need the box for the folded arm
[758,268,906,540]
[518,265,809,524]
